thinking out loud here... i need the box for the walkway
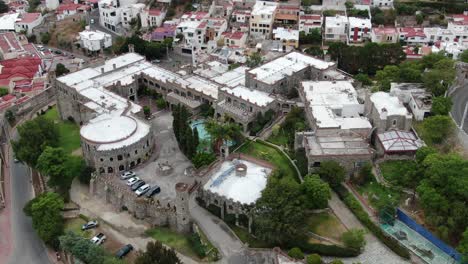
[326,192,411,264]
[188,196,244,263]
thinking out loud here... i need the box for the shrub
[341,229,366,251]
[298,242,360,257]
[156,97,166,109]
[334,186,411,259]
[288,247,304,259]
[192,152,216,168]
[189,233,206,258]
[306,253,321,264]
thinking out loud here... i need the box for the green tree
[156,98,166,109]
[192,152,216,168]
[420,115,454,145]
[421,52,446,69]
[12,116,59,167]
[5,109,15,124]
[24,192,64,247]
[0,0,8,13]
[79,165,95,184]
[302,174,331,210]
[431,96,452,115]
[0,87,8,96]
[354,73,372,86]
[253,175,307,246]
[317,161,346,188]
[40,32,50,44]
[135,241,182,264]
[205,119,242,153]
[345,1,354,9]
[55,63,70,77]
[458,228,468,262]
[37,147,70,190]
[329,260,344,264]
[246,52,262,68]
[416,14,424,24]
[342,229,366,252]
[353,162,373,186]
[287,247,304,259]
[143,105,151,118]
[294,147,308,176]
[460,49,468,63]
[306,254,322,264]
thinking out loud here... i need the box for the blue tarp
[396,208,462,262]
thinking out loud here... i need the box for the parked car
[115,244,133,259]
[126,176,140,186]
[90,18,95,24]
[131,180,145,191]
[53,49,62,55]
[90,233,106,245]
[145,185,161,198]
[81,220,98,230]
[120,171,136,180]
[37,45,45,51]
[135,184,150,196]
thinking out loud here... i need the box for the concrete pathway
[188,196,244,263]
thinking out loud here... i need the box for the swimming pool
[190,119,234,152]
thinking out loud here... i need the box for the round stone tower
[175,183,191,233]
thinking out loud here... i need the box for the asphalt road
[450,86,468,134]
[6,132,51,264]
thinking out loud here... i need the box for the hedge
[334,185,411,259]
[395,1,468,14]
[297,242,360,257]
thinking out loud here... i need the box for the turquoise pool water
[190,120,234,151]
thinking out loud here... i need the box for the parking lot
[116,111,195,201]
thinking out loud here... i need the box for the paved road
[450,86,468,135]
[1,132,51,264]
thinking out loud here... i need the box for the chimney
[113,63,116,69]
[101,67,104,73]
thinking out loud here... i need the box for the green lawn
[228,225,271,248]
[236,140,300,183]
[64,218,93,238]
[267,130,289,147]
[379,160,417,187]
[43,107,81,154]
[145,228,204,261]
[307,212,347,242]
[356,180,401,210]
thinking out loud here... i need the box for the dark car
[131,180,145,191]
[81,220,98,230]
[53,49,62,54]
[145,185,161,198]
[115,244,133,259]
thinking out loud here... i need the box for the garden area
[307,212,347,244]
[145,227,219,262]
[42,106,81,155]
[64,217,93,239]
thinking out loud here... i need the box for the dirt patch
[71,148,83,157]
[31,169,44,195]
[48,15,85,48]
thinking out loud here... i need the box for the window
[392,119,397,126]
[110,157,113,161]
[118,155,123,160]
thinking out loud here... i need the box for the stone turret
[175,183,191,233]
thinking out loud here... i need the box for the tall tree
[253,173,308,246]
[302,174,331,210]
[419,115,454,145]
[24,192,64,247]
[55,63,70,77]
[135,241,181,264]
[0,0,9,13]
[205,119,242,153]
[193,127,199,152]
[431,97,452,116]
[12,116,59,167]
[317,160,346,188]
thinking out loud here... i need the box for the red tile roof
[222,31,245,40]
[399,27,426,38]
[148,9,161,16]
[0,32,22,53]
[373,27,397,35]
[0,57,42,86]
[18,12,41,24]
[2,94,15,101]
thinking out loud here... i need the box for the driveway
[451,85,468,135]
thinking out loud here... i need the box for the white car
[120,171,136,180]
[135,184,150,196]
[90,233,106,245]
[126,177,140,186]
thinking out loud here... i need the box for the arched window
[118,155,123,160]
[107,167,114,173]
[119,165,125,171]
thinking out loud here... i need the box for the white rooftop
[370,92,411,119]
[79,29,111,41]
[302,81,371,130]
[204,159,271,204]
[0,13,20,31]
[212,66,249,87]
[348,17,372,28]
[248,52,334,85]
[306,134,372,156]
[325,15,348,28]
[221,85,274,107]
[251,1,277,16]
[273,27,299,41]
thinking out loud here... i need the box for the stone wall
[91,174,191,233]
[4,86,56,116]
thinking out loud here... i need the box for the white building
[390,83,431,121]
[299,14,322,33]
[14,12,43,35]
[232,9,251,24]
[0,13,20,32]
[140,8,166,28]
[371,0,393,8]
[45,0,59,10]
[121,3,145,29]
[272,27,299,49]
[79,29,112,52]
[222,31,247,48]
[398,27,427,45]
[249,1,278,39]
[324,15,348,42]
[301,80,371,134]
[56,3,90,21]
[98,0,139,34]
[371,26,398,43]
[176,17,227,56]
[348,17,371,43]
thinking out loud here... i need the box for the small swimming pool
[190,119,235,151]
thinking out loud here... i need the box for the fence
[396,208,462,262]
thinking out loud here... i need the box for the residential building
[365,91,413,132]
[390,83,432,121]
[0,56,44,91]
[140,8,166,28]
[249,1,278,39]
[324,15,348,42]
[0,32,29,60]
[272,27,299,49]
[222,31,247,48]
[300,80,372,137]
[150,24,176,42]
[348,17,371,43]
[232,9,251,24]
[371,26,398,43]
[121,3,145,30]
[371,0,393,8]
[245,52,336,94]
[14,12,43,35]
[274,5,299,27]
[56,3,90,21]
[98,0,139,34]
[180,11,209,22]
[398,27,427,45]
[8,0,29,13]
[0,13,20,32]
[79,29,112,53]
[298,14,322,33]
